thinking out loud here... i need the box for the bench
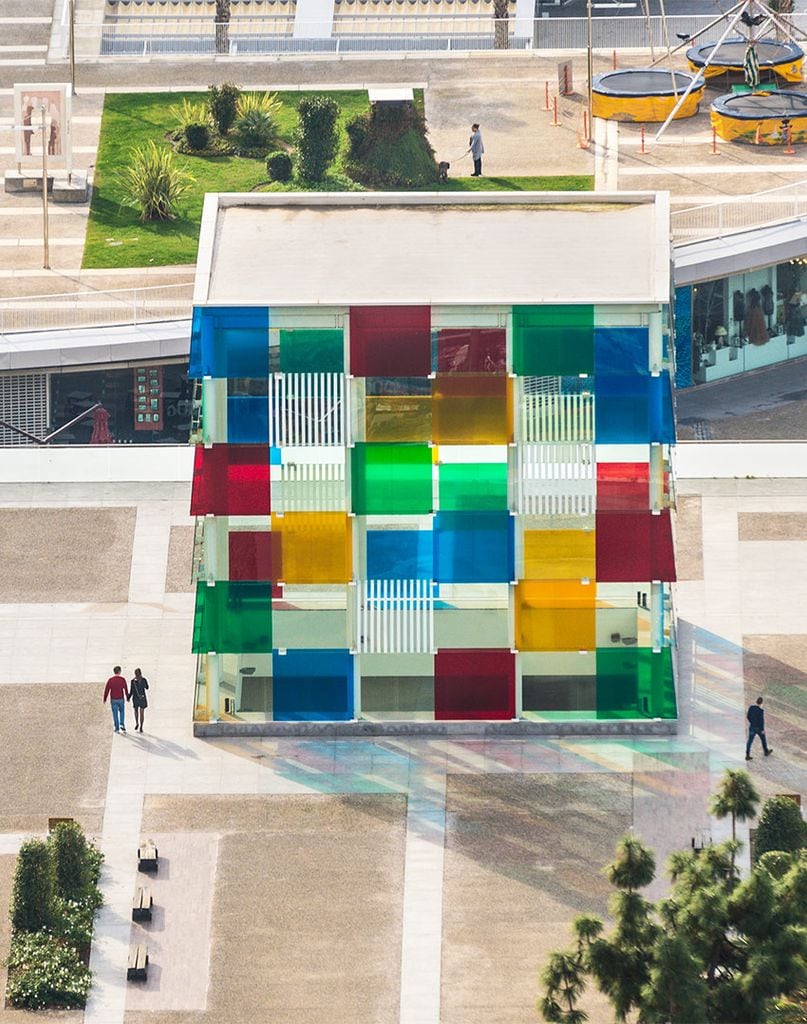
[137,840,159,873]
[131,886,153,922]
[127,943,149,981]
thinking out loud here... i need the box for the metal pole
[586,0,593,144]
[649,0,745,66]
[68,0,76,94]
[40,106,50,271]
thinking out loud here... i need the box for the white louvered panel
[356,579,434,654]
[273,460,346,512]
[522,393,594,443]
[269,372,344,447]
[516,442,595,516]
[0,372,48,446]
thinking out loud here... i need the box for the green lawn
[84,90,594,269]
[84,90,372,269]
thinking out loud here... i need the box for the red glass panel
[229,532,278,581]
[350,306,431,377]
[434,648,515,720]
[595,510,676,582]
[190,445,271,516]
[596,463,649,511]
[436,328,506,373]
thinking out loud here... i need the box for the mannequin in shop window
[744,288,768,346]
[786,290,806,340]
[733,289,746,342]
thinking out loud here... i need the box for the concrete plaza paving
[0,476,805,1023]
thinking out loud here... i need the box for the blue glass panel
[272,649,354,722]
[189,306,269,378]
[227,395,269,444]
[594,327,649,376]
[674,287,693,388]
[594,372,674,444]
[433,512,514,583]
[367,530,433,580]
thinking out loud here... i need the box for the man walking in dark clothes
[746,696,772,760]
[103,666,129,734]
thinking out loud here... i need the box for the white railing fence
[671,178,807,243]
[0,283,194,334]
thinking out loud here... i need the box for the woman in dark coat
[129,668,149,732]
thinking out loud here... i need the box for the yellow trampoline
[711,90,807,142]
[592,69,704,122]
[687,38,804,82]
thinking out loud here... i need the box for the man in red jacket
[103,666,129,734]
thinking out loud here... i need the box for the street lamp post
[587,0,593,143]
[68,0,76,95]
[40,105,50,270]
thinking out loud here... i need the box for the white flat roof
[197,192,670,307]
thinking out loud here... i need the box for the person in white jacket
[469,123,484,177]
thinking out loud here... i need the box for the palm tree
[710,768,760,875]
[215,0,231,54]
[493,0,509,49]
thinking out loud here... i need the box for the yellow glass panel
[271,512,352,584]
[432,375,513,444]
[365,395,432,442]
[515,580,596,652]
[523,530,595,580]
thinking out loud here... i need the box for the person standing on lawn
[103,666,129,734]
[129,667,150,733]
[745,696,772,760]
[469,124,484,177]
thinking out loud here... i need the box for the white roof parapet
[197,191,671,308]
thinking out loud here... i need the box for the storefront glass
[685,258,807,385]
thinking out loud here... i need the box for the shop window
[192,581,272,653]
[434,648,515,720]
[595,510,676,582]
[272,648,354,721]
[351,443,433,515]
[512,304,594,376]
[350,306,431,377]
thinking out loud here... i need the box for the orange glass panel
[515,580,596,652]
[271,513,352,584]
[523,530,595,580]
[365,395,432,442]
[432,375,512,444]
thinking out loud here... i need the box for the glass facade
[677,258,807,387]
[190,303,677,725]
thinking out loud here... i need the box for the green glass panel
[279,329,343,372]
[439,463,508,511]
[512,304,594,376]
[192,581,272,654]
[351,443,433,514]
[595,647,676,720]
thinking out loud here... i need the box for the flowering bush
[5,932,91,1009]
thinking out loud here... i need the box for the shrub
[167,97,210,137]
[295,95,340,182]
[117,142,194,222]
[51,821,97,900]
[5,931,91,1010]
[755,796,807,858]
[208,81,241,136]
[345,100,438,188]
[11,839,55,934]
[237,91,282,120]
[232,109,279,157]
[266,150,293,182]
[49,894,99,951]
[184,122,210,151]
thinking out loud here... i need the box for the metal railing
[671,178,807,243]
[98,11,807,54]
[0,282,194,334]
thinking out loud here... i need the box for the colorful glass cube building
[189,193,677,728]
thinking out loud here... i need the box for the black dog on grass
[438,161,450,183]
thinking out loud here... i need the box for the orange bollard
[785,125,796,154]
[577,109,591,149]
[754,124,761,145]
[544,80,551,111]
[640,125,646,154]
[612,48,617,70]
[710,125,718,155]
[551,94,560,127]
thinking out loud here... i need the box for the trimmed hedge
[295,95,340,182]
[266,150,293,182]
[755,796,807,858]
